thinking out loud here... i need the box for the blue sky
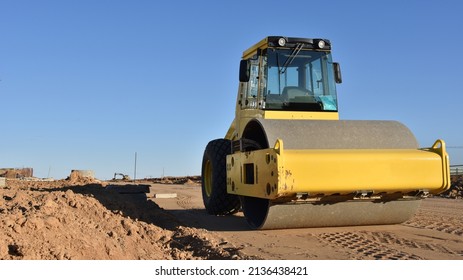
[1,0,462,179]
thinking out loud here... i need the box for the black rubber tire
[201,139,241,215]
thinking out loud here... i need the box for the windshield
[263,48,338,111]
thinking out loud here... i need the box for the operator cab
[239,36,342,112]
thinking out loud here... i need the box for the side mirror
[239,60,250,82]
[333,62,342,84]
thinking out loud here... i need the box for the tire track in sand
[368,231,463,257]
[404,220,463,236]
[403,198,463,237]
[317,232,421,260]
[176,195,194,209]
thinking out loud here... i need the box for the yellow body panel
[242,37,270,59]
[227,139,450,200]
[226,109,339,140]
[263,110,339,120]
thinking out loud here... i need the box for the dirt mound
[146,176,201,185]
[440,175,463,199]
[0,179,252,260]
[66,170,101,185]
[0,168,33,179]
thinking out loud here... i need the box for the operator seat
[282,86,311,100]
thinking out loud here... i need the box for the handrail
[450,165,463,176]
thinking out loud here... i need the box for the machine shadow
[32,183,178,231]
[32,183,250,232]
[161,208,250,232]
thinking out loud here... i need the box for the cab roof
[242,36,332,59]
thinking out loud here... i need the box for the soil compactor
[201,36,450,229]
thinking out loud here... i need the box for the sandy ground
[150,184,463,260]
[1,177,462,260]
[0,178,250,260]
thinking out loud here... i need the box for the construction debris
[440,175,463,199]
[150,193,177,199]
[147,176,201,185]
[0,168,33,179]
[66,170,100,185]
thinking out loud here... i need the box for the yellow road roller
[201,36,450,229]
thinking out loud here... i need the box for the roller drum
[241,119,423,229]
[255,119,419,149]
[241,196,422,230]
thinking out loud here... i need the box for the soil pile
[0,179,251,260]
[441,175,463,199]
[146,176,201,185]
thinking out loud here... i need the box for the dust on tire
[201,139,240,215]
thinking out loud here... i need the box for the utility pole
[134,152,137,182]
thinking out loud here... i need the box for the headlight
[317,40,325,49]
[278,37,286,47]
